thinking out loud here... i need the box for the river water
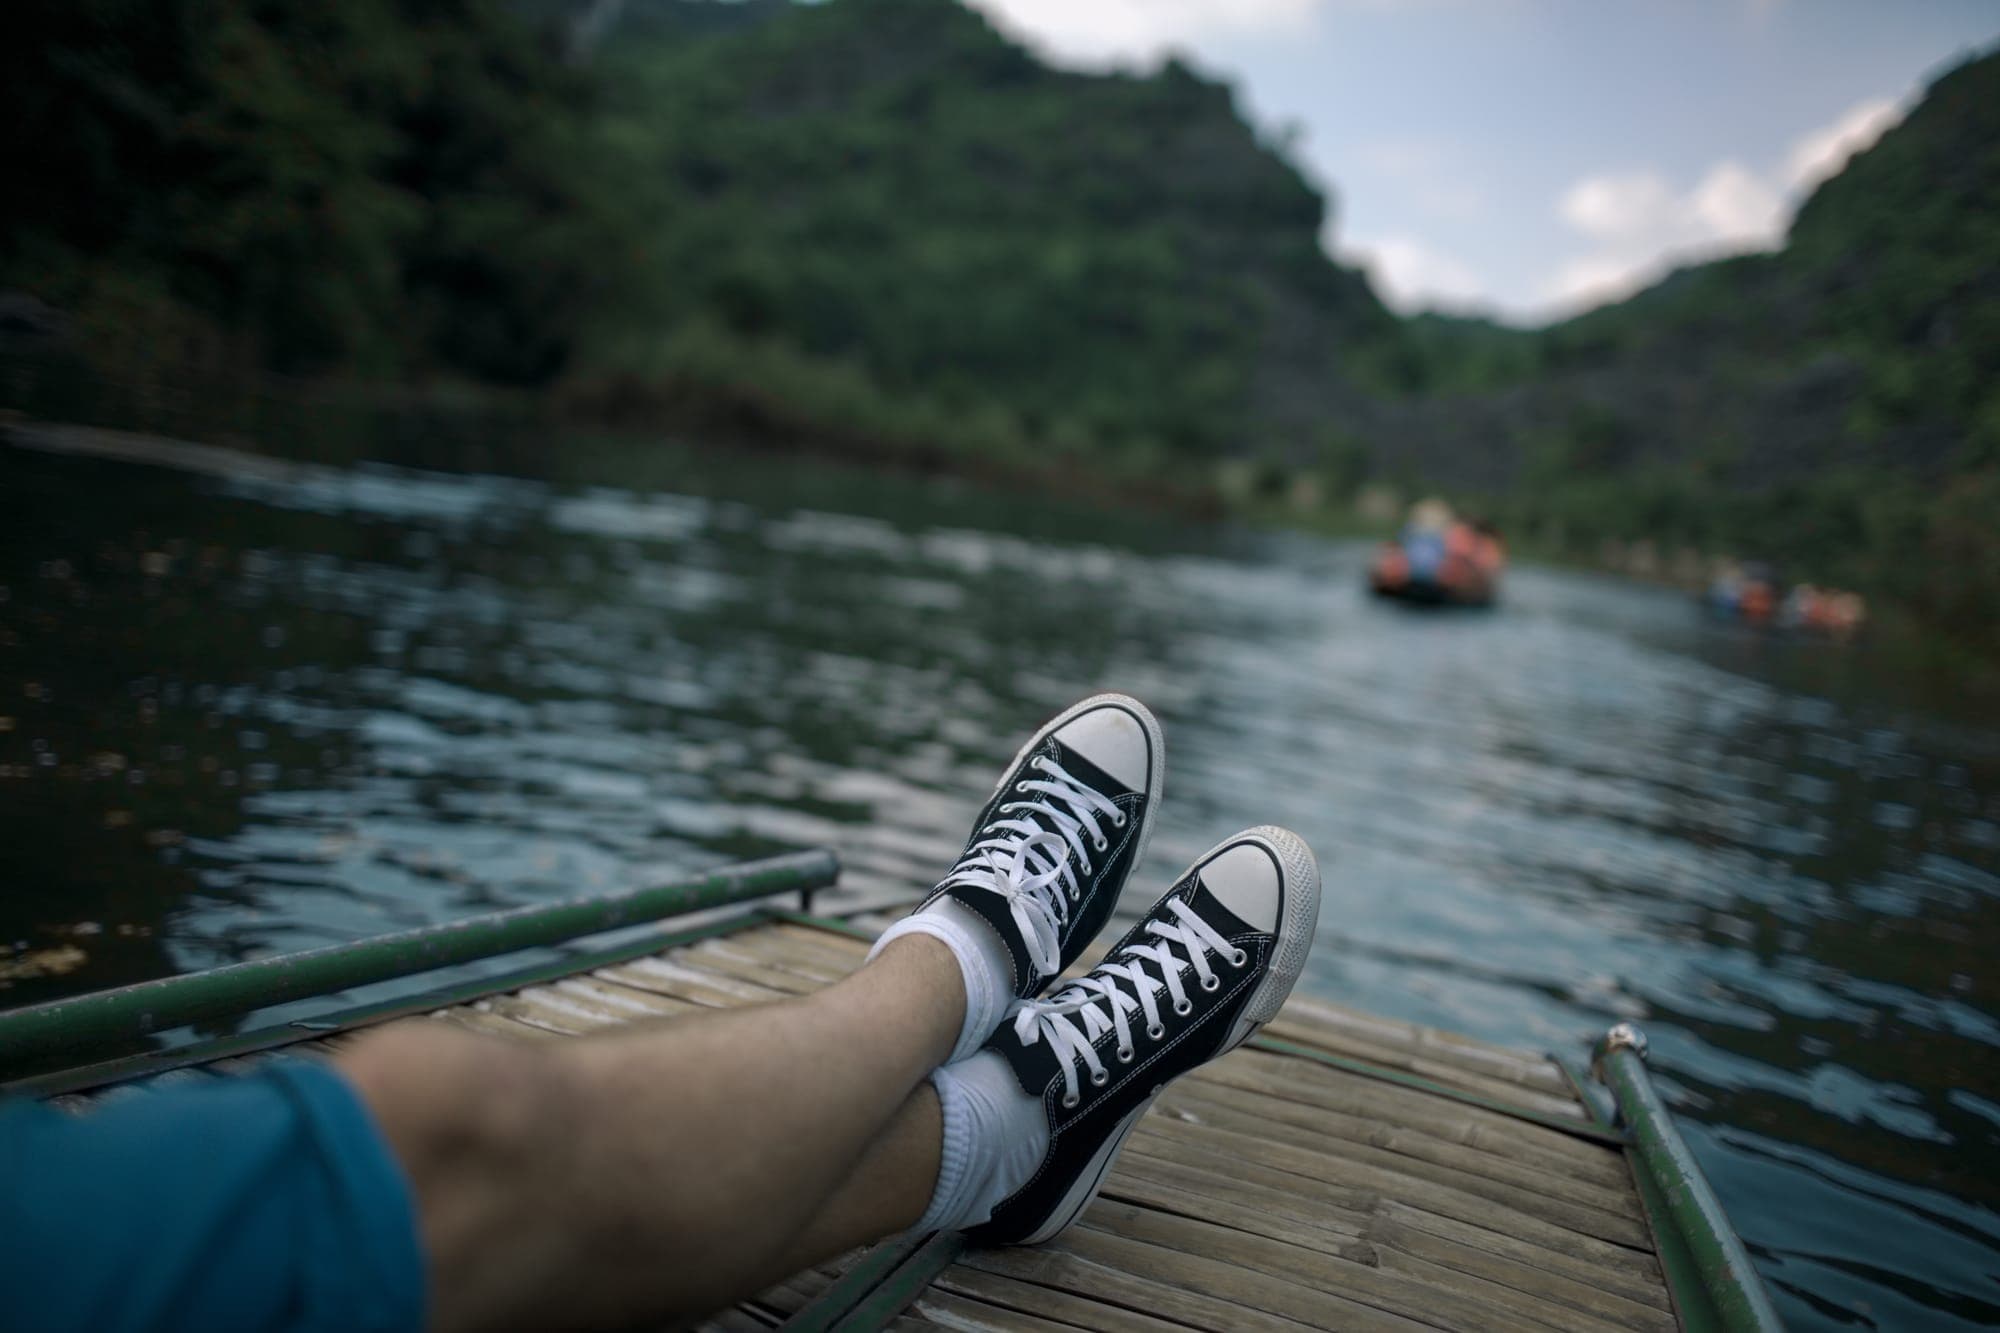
[2,430,1995,1328]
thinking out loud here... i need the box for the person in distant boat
[1401,497,1454,583]
[1407,496,1454,533]
[1707,558,1747,616]
[1781,584,1868,637]
[1738,562,1778,624]
[1437,516,1503,595]
[1468,518,1505,581]
[1370,500,1502,606]
[2,696,1321,1332]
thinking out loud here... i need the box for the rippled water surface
[2,434,1996,1328]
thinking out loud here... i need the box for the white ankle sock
[869,899,1017,1064]
[917,1050,1050,1233]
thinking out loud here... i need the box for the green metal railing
[1593,1023,1785,1332]
[0,850,838,1070]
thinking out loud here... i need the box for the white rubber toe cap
[1198,842,1282,934]
[1052,700,1154,794]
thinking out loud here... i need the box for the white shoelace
[938,755,1127,977]
[1011,897,1247,1108]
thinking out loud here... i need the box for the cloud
[1690,160,1786,238]
[1557,161,1786,254]
[1559,170,1682,243]
[1785,96,1901,190]
[1540,94,1905,317]
[1542,161,1782,312]
[1341,234,1489,314]
[964,0,1324,66]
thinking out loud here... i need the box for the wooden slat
[1077,1201,1575,1333]
[716,933,856,987]
[763,920,872,954]
[1275,997,1576,1097]
[963,1231,1403,1333]
[1266,1009,1586,1122]
[930,1266,1191,1333]
[1366,1216,1676,1331]
[424,1005,562,1042]
[486,992,607,1036]
[1061,1219,1443,1332]
[1377,1200,1669,1310]
[748,922,873,970]
[1162,1078,1643,1216]
[1111,1141,1671,1322]
[550,974,701,1019]
[671,941,825,996]
[738,1265,837,1324]
[1115,1131,1662,1295]
[700,1307,775,1333]
[900,1287,1092,1330]
[1101,1157,1377,1261]
[594,955,790,1008]
[1198,1048,1631,1186]
[1131,1111,1656,1254]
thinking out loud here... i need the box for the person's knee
[337,1022,557,1197]
[338,1024,577,1331]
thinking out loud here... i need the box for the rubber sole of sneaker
[1005,825,1322,1246]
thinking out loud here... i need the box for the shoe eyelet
[1014,781,1030,793]
[1112,812,1127,827]
[1174,998,1193,1016]
[1061,1092,1079,1109]
[1146,1023,1165,1040]
[1090,1069,1110,1086]
[1092,836,1107,852]
[1231,948,1248,967]
[1116,1046,1134,1063]
[1200,973,1220,992]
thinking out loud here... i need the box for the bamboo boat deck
[111,908,1677,1332]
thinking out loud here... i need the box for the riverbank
[7,343,1996,693]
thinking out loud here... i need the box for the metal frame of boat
[0,851,1782,1331]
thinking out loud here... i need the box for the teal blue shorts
[0,1059,425,1332]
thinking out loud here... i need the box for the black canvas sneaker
[966,826,1321,1246]
[912,693,1164,999]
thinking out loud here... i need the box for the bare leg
[754,1082,943,1285]
[337,936,959,1332]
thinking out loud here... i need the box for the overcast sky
[961,0,1998,325]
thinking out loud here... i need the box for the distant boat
[1369,518,1503,608]
[1706,562,1866,637]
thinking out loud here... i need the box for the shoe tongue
[955,886,1035,994]
[1187,876,1260,940]
[997,739,1116,868]
[1048,738,1136,800]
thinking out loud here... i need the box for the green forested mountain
[4,0,636,381]
[3,0,1995,643]
[1549,49,1997,473]
[3,0,1394,473]
[1417,52,2000,636]
[566,0,1396,469]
